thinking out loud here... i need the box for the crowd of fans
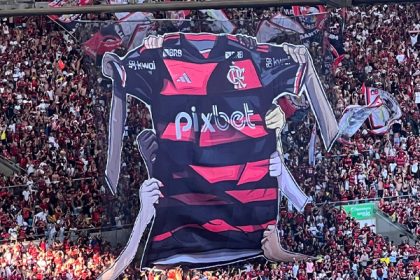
[380,198,420,238]
[0,235,120,279]
[122,204,420,280]
[0,16,113,243]
[272,4,420,245]
[0,1,417,279]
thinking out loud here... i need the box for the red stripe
[237,220,276,233]
[164,34,180,41]
[238,125,268,139]
[227,34,239,42]
[231,59,263,90]
[202,219,240,233]
[199,126,266,148]
[332,54,345,70]
[225,188,277,204]
[153,224,202,242]
[161,116,266,147]
[330,45,339,58]
[199,129,251,147]
[205,219,276,233]
[153,231,172,242]
[161,60,217,96]
[161,79,207,96]
[249,114,263,122]
[237,159,269,185]
[153,219,276,242]
[171,193,231,205]
[189,164,243,183]
[190,159,269,185]
[161,122,195,142]
[184,34,218,41]
[257,47,269,53]
[138,45,148,54]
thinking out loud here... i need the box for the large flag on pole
[363,85,402,134]
[256,15,304,43]
[82,7,154,62]
[82,24,123,61]
[48,0,91,32]
[200,9,237,34]
[308,124,317,166]
[116,12,154,51]
[338,96,383,138]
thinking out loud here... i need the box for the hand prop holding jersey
[101,33,339,278]
[98,132,160,280]
[266,107,309,212]
[270,152,309,212]
[137,130,159,177]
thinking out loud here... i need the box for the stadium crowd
[0,16,113,242]
[122,204,420,280]
[0,1,418,279]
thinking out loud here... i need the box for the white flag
[363,85,402,134]
[201,10,237,33]
[308,124,317,166]
[338,95,383,138]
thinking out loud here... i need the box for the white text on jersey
[163,49,183,58]
[174,104,256,140]
[128,60,156,71]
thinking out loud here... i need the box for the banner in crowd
[255,5,345,75]
[98,33,342,279]
[200,9,237,34]
[337,85,402,139]
[341,203,377,231]
[363,85,402,134]
[337,95,383,138]
[290,5,328,47]
[342,203,376,220]
[48,0,90,32]
[256,15,304,43]
[256,6,327,45]
[82,12,154,61]
[166,10,192,31]
[82,0,153,61]
[109,0,146,19]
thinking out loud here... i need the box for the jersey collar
[178,33,228,60]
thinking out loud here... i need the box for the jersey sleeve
[120,47,159,105]
[101,47,158,194]
[102,47,158,105]
[263,43,339,151]
[261,44,306,99]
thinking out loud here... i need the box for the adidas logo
[176,73,192,83]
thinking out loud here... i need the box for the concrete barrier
[376,211,417,245]
[0,156,22,177]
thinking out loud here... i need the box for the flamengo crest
[227,64,247,89]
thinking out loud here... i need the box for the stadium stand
[0,2,418,279]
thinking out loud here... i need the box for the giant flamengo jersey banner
[99,33,339,279]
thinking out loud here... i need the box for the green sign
[342,203,376,220]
